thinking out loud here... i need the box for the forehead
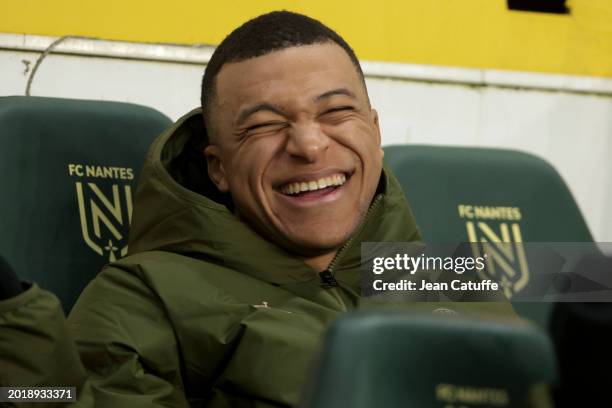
[214,43,367,113]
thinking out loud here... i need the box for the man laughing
[0,12,422,406]
[101,13,419,405]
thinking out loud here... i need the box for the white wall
[2,34,611,241]
[2,51,204,120]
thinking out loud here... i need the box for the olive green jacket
[0,109,514,407]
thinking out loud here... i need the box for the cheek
[330,123,382,167]
[334,124,383,197]
[228,139,281,192]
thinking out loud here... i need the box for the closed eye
[318,106,356,124]
[239,121,288,139]
[321,106,355,115]
[245,121,287,131]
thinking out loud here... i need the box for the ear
[203,145,229,193]
[370,108,384,158]
[370,108,382,144]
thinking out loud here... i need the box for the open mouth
[278,173,348,197]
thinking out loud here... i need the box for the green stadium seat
[0,96,171,311]
[383,145,594,327]
[300,313,556,408]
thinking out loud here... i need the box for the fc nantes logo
[458,204,529,298]
[68,164,135,261]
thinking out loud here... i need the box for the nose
[285,123,330,162]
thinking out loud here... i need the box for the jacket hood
[127,108,421,285]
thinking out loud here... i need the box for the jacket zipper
[319,193,384,288]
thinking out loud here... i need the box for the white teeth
[280,173,348,195]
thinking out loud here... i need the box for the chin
[281,227,355,256]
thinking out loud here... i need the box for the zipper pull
[319,270,338,289]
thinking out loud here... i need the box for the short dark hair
[200,10,366,139]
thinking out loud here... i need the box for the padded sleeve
[0,284,87,394]
[67,265,190,407]
[0,269,190,407]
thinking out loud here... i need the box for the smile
[279,173,347,196]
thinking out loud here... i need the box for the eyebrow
[236,103,285,127]
[315,88,357,101]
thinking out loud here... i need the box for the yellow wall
[2,0,612,77]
